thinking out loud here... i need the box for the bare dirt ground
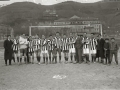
[0,49,120,90]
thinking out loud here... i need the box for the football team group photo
[1,0,120,90]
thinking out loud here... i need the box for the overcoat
[99,38,105,58]
[4,39,13,60]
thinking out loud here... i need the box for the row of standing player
[12,32,100,65]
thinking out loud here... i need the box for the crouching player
[68,33,76,63]
[41,35,49,65]
[28,36,34,64]
[62,34,69,64]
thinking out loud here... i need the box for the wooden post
[29,26,31,36]
[100,24,103,36]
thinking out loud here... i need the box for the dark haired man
[4,35,13,66]
[54,32,62,63]
[74,34,83,64]
[62,34,69,64]
[109,38,119,65]
[99,34,105,64]
[48,35,54,64]
[90,33,97,63]
[104,38,110,65]
[69,33,76,63]
[96,34,101,62]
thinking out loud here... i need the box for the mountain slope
[0,1,120,34]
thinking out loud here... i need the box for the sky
[0,0,102,5]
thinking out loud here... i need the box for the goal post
[29,24,103,36]
[29,25,73,36]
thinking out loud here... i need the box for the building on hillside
[53,15,102,34]
[42,9,58,21]
[36,15,102,35]
[54,15,100,25]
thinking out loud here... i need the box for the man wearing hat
[4,35,13,66]
[109,38,119,65]
[74,34,83,64]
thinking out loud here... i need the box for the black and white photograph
[0,0,120,90]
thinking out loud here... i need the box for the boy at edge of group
[109,38,119,65]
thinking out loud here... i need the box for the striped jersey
[33,39,40,50]
[83,37,90,49]
[13,39,19,51]
[68,37,75,49]
[62,38,69,50]
[54,37,62,49]
[38,38,42,45]
[90,38,97,50]
[28,40,34,52]
[48,39,54,50]
[41,39,48,51]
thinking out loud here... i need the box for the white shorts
[41,50,48,54]
[69,48,75,53]
[83,49,90,54]
[90,50,96,54]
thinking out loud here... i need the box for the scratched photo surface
[0,0,120,90]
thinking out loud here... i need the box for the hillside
[0,1,120,34]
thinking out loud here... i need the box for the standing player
[52,44,57,64]
[33,35,41,64]
[68,33,76,63]
[28,36,34,64]
[19,34,28,64]
[62,34,69,64]
[37,36,42,64]
[41,35,49,65]
[12,36,20,64]
[90,33,97,63]
[54,32,62,63]
[48,35,54,64]
[83,36,90,64]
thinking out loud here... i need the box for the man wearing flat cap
[74,34,83,64]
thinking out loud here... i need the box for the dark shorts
[13,50,18,54]
[96,50,100,58]
[28,52,33,56]
[63,50,69,53]
[20,48,27,56]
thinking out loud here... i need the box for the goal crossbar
[29,24,102,36]
[29,25,74,36]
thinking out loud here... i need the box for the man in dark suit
[4,35,13,66]
[109,38,119,65]
[104,38,110,65]
[74,34,83,64]
[99,35,105,64]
